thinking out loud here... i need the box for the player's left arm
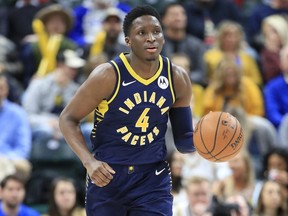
[169,64,196,153]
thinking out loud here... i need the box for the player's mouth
[145,46,158,53]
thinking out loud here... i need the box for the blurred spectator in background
[203,58,264,116]
[0,0,16,36]
[213,151,256,205]
[0,174,40,216]
[167,150,187,210]
[204,20,262,86]
[42,177,86,216]
[69,0,128,49]
[254,180,287,216]
[161,2,207,86]
[173,176,214,216]
[89,7,128,60]
[261,147,288,199]
[183,0,242,47]
[246,0,288,51]
[122,0,175,13]
[22,49,85,144]
[226,106,277,178]
[6,0,41,50]
[0,34,24,103]
[0,73,32,182]
[22,4,78,87]
[260,14,288,83]
[264,45,288,129]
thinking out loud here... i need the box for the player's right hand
[86,159,116,187]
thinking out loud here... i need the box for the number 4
[136,108,150,132]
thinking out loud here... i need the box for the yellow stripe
[166,57,176,103]
[108,60,121,104]
[119,53,163,85]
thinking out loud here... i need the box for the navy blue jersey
[90,53,175,165]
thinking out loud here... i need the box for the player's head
[123,5,164,61]
[123,5,161,37]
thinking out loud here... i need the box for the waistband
[109,161,165,175]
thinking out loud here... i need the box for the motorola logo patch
[157,76,169,89]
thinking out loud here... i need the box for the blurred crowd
[0,0,288,215]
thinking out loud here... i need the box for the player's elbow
[59,110,74,131]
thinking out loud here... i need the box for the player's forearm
[59,114,94,165]
[169,107,196,153]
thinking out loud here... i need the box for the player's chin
[144,53,159,62]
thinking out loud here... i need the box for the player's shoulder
[171,62,190,83]
[88,62,116,81]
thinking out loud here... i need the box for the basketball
[193,111,244,162]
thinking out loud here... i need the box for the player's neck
[128,53,160,79]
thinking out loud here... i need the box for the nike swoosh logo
[155,168,165,176]
[122,80,136,86]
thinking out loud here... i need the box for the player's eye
[138,31,145,35]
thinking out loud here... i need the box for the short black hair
[123,5,161,37]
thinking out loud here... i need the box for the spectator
[161,2,207,86]
[260,14,288,83]
[213,151,256,204]
[167,150,187,208]
[22,4,78,86]
[42,177,86,216]
[264,44,288,128]
[262,147,288,199]
[184,0,242,46]
[22,49,86,143]
[69,0,127,48]
[203,58,264,116]
[254,180,287,216]
[212,194,251,216]
[0,174,40,216]
[245,0,288,51]
[0,34,24,103]
[204,20,262,86]
[6,0,40,50]
[173,176,215,216]
[0,73,32,182]
[226,106,277,178]
[89,7,129,60]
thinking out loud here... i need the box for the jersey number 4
[136,108,150,132]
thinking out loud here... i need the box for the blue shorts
[85,161,173,216]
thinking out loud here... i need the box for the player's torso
[91,53,175,164]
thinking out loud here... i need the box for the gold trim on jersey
[119,53,163,86]
[166,57,176,103]
[108,60,122,104]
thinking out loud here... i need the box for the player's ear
[125,37,131,47]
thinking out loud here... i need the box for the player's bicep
[61,63,116,121]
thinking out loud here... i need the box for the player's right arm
[59,63,116,187]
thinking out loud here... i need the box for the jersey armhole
[166,57,176,103]
[107,60,121,103]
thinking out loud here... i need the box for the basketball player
[59,5,195,216]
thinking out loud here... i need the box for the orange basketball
[193,111,244,162]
